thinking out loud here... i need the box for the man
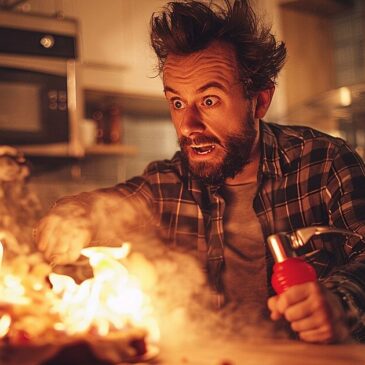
[35,0,365,343]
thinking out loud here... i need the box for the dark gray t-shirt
[221,182,268,315]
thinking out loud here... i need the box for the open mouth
[191,144,216,155]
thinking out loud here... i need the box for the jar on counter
[104,104,122,144]
[92,110,105,144]
[91,104,122,144]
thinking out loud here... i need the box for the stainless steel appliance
[0,10,83,156]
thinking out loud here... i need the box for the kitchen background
[0,0,364,213]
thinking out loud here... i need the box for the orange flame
[0,240,160,343]
[0,314,11,338]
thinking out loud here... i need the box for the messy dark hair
[150,0,286,97]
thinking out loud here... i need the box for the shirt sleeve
[323,141,365,341]
[52,174,155,244]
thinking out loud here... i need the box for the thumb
[267,295,282,320]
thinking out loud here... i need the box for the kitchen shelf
[15,142,138,157]
[84,89,170,118]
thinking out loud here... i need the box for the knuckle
[322,329,335,343]
[284,308,297,322]
[290,321,300,331]
[267,297,276,310]
[311,282,322,294]
[321,324,332,335]
[312,296,326,310]
[298,332,311,342]
[278,294,289,309]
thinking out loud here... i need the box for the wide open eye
[171,99,186,110]
[202,96,219,107]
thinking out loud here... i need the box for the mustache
[179,134,221,148]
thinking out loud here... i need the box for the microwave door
[0,65,69,145]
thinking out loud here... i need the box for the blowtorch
[267,226,364,294]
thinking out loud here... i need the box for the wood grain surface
[157,338,365,365]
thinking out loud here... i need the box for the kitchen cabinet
[21,0,167,96]
[9,0,169,160]
[279,4,336,113]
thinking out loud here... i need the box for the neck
[225,129,260,185]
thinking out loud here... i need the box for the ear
[254,86,275,119]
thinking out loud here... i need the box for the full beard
[179,112,258,185]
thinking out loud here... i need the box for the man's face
[163,41,258,184]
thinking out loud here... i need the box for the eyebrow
[163,86,179,94]
[197,82,228,93]
[163,81,229,95]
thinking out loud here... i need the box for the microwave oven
[0,10,83,156]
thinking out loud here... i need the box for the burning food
[0,240,159,364]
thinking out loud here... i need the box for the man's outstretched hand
[35,212,92,265]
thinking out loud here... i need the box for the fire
[49,244,159,339]
[0,240,159,345]
[0,314,10,338]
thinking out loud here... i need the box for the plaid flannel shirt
[99,120,365,340]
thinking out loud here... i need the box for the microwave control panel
[47,89,67,112]
[0,26,77,59]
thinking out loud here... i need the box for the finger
[267,296,283,320]
[50,253,74,266]
[267,295,279,312]
[49,227,91,264]
[45,246,65,263]
[66,248,82,263]
[36,223,51,251]
[66,229,91,262]
[43,222,68,256]
[271,310,283,321]
[291,311,324,332]
[284,298,314,322]
[44,235,73,263]
[276,282,316,313]
[43,235,61,260]
[298,325,335,344]
[36,216,61,251]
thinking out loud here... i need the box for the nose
[179,105,205,137]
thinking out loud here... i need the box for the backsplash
[27,114,178,214]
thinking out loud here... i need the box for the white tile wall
[123,115,179,178]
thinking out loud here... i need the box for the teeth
[191,144,215,155]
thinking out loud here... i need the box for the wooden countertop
[158,338,365,365]
[2,338,364,364]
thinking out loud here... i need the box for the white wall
[253,0,288,121]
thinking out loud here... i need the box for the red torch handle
[271,257,317,294]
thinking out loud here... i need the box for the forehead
[163,41,240,88]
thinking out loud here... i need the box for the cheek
[170,113,182,135]
[225,101,253,130]
[206,107,242,135]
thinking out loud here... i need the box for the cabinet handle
[40,35,55,49]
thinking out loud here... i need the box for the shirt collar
[259,120,284,178]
